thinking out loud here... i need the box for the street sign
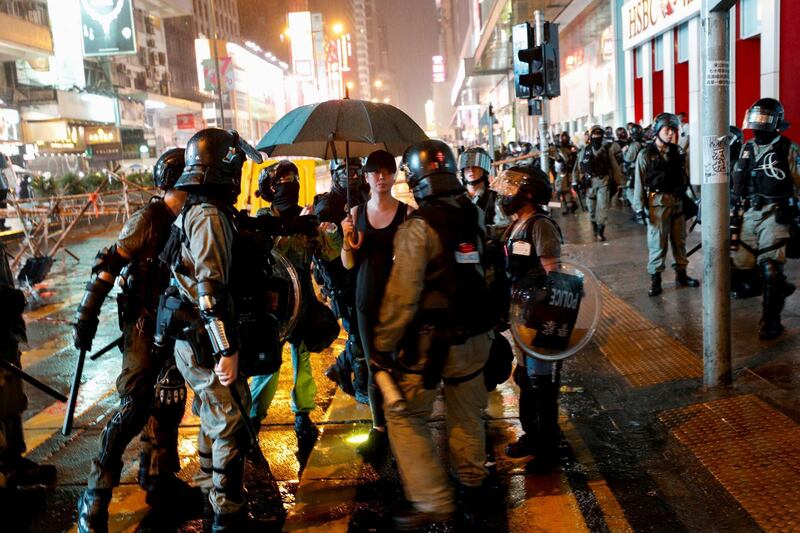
[80,0,137,57]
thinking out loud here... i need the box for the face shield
[744,106,780,132]
[490,168,530,198]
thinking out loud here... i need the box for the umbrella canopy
[257,99,428,159]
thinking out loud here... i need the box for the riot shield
[269,249,302,341]
[509,260,601,361]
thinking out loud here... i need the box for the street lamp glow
[332,22,344,35]
[374,79,383,88]
[346,81,354,90]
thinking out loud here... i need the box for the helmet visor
[490,169,529,198]
[745,107,780,131]
[458,150,492,173]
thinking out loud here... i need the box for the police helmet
[175,128,263,192]
[153,148,185,191]
[330,157,363,191]
[744,98,789,133]
[507,141,522,157]
[628,123,644,141]
[589,125,605,137]
[559,132,571,146]
[520,142,534,155]
[653,113,681,137]
[401,139,463,202]
[491,165,552,215]
[457,147,492,183]
[615,127,629,142]
[257,160,299,202]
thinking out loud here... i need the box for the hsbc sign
[622,0,700,50]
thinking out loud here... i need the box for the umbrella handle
[347,229,364,250]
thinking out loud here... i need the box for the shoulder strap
[523,213,564,246]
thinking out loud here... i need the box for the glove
[637,210,648,225]
[370,349,394,371]
[281,215,319,237]
[74,316,99,351]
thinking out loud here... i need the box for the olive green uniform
[633,144,690,275]
[171,202,251,516]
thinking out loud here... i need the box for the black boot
[759,261,786,340]
[2,456,57,488]
[676,269,700,287]
[356,427,389,460]
[591,221,598,237]
[506,367,537,458]
[77,488,112,533]
[526,376,560,475]
[648,273,662,297]
[213,509,247,532]
[597,224,607,242]
[145,474,204,512]
[211,454,247,533]
[731,268,762,299]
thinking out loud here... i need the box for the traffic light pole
[534,10,549,174]
[701,0,733,388]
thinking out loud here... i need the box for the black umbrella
[257,97,428,248]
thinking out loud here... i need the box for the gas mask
[590,135,603,149]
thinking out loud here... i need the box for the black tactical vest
[643,143,687,194]
[411,196,495,338]
[732,136,794,201]
[579,145,611,176]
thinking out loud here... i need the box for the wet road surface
[9,199,800,532]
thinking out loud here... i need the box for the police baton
[0,358,67,403]
[89,336,123,361]
[62,348,87,436]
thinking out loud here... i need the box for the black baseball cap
[364,149,397,173]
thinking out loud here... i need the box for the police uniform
[623,138,645,208]
[608,136,628,195]
[75,149,191,533]
[731,134,795,338]
[555,143,577,212]
[373,140,493,528]
[573,140,614,238]
[634,143,690,275]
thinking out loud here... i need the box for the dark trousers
[0,188,8,228]
[356,308,386,428]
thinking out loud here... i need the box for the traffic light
[542,22,560,98]
[513,21,561,99]
[513,23,544,98]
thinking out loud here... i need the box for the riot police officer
[158,129,261,532]
[623,124,646,215]
[573,126,615,241]
[554,132,578,214]
[634,113,700,297]
[458,146,510,236]
[731,98,796,339]
[1,241,57,499]
[75,148,195,532]
[608,127,630,203]
[492,166,563,474]
[372,139,494,530]
[315,158,368,403]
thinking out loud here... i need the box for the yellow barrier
[236,159,319,216]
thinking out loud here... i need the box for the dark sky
[376,0,439,127]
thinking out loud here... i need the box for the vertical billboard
[80,0,137,57]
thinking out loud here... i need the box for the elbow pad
[76,245,127,321]
[197,281,238,357]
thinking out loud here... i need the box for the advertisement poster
[80,0,137,57]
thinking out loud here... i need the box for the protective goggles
[273,171,299,185]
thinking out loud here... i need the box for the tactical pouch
[182,320,215,369]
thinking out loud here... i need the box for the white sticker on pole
[705,60,730,87]
[702,135,729,184]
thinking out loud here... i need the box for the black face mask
[754,130,779,145]
[272,181,300,214]
[591,136,603,149]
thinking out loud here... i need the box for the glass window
[654,36,664,72]
[740,0,762,39]
[677,22,689,63]
[635,46,643,78]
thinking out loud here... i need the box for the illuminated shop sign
[85,126,119,144]
[622,0,700,50]
[80,0,137,56]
